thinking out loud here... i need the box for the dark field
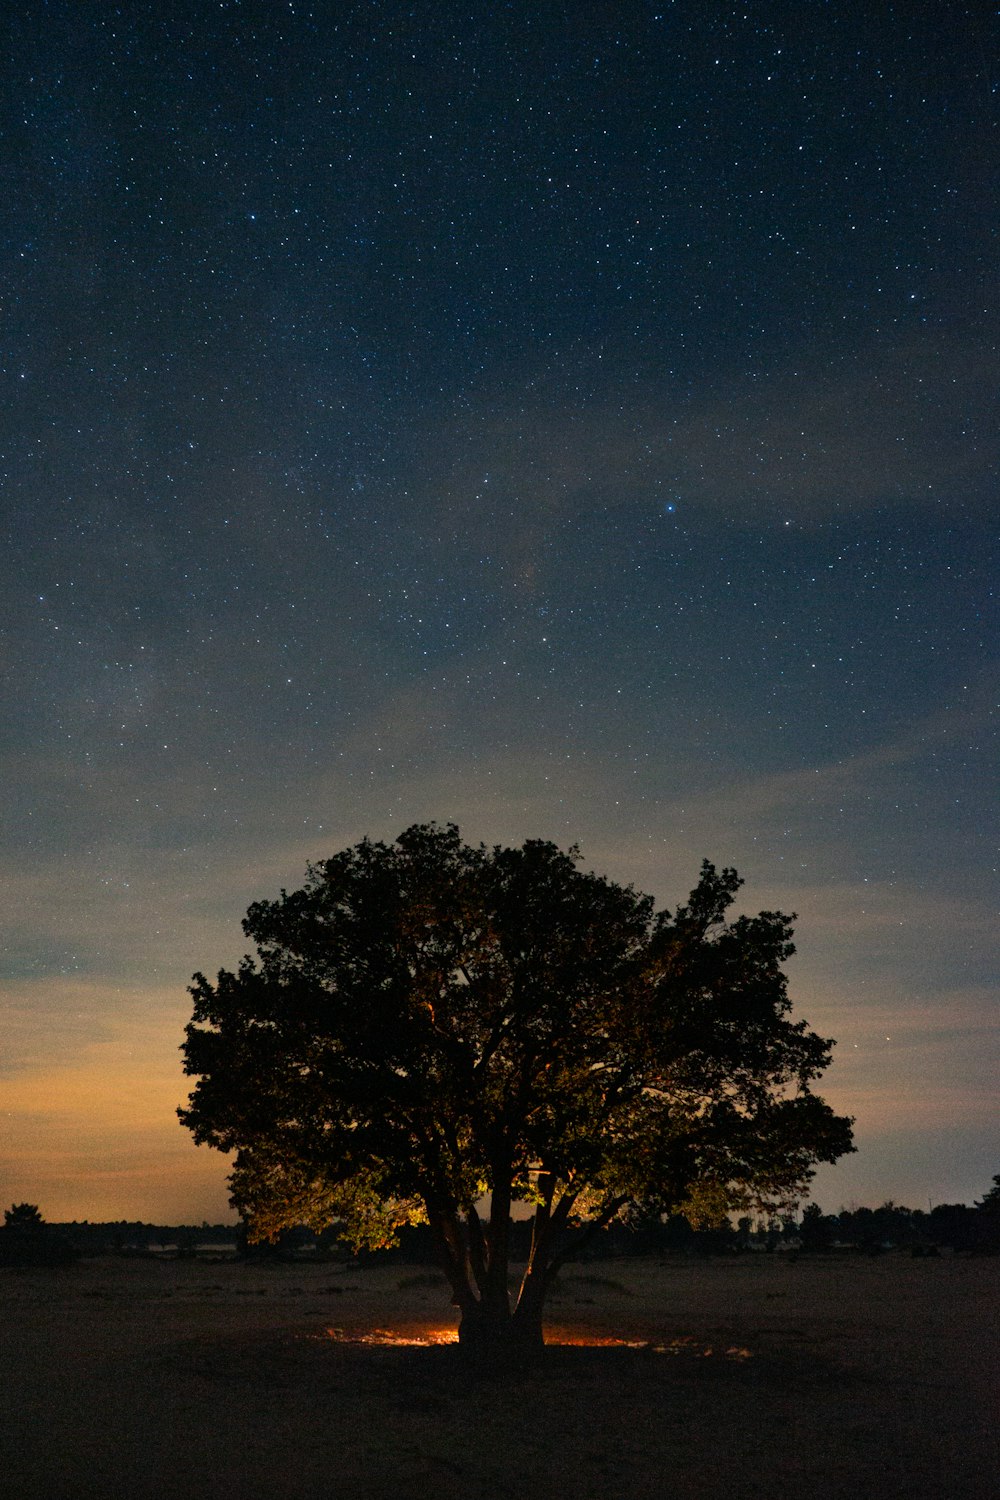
[2,1254,996,1499]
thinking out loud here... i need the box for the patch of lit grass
[320,1325,752,1358]
[325,1325,459,1346]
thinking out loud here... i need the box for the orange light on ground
[539,1331,752,1358]
[324,1326,459,1346]
[321,1326,752,1358]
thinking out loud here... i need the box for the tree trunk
[458,1293,545,1363]
[428,1188,557,1366]
[509,1262,547,1350]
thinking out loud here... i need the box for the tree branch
[465,1204,488,1293]
[428,1207,479,1316]
[545,1194,631,1279]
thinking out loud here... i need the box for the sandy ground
[1,1253,996,1499]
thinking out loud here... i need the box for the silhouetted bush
[0,1205,78,1267]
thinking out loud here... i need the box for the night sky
[4,2,997,1224]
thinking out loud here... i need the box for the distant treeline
[3,1220,243,1259]
[3,1185,998,1266]
[794,1197,998,1254]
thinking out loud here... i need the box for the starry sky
[3,1,997,1225]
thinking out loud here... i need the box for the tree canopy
[0,1202,77,1266]
[180,823,853,1354]
[4,1203,44,1229]
[975,1175,1000,1213]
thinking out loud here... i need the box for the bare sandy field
[1,1252,996,1499]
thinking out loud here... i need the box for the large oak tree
[180,824,852,1355]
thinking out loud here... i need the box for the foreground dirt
[1,1253,996,1499]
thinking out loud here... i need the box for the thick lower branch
[427,1208,478,1316]
[465,1204,488,1290]
[480,1164,512,1316]
[545,1194,631,1279]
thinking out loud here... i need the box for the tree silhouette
[973,1175,1000,1250]
[975,1175,1000,1212]
[4,1203,44,1229]
[0,1203,76,1266]
[799,1201,836,1250]
[180,823,853,1358]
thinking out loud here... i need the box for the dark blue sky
[3,1,996,1221]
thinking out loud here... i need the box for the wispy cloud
[413,330,997,541]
